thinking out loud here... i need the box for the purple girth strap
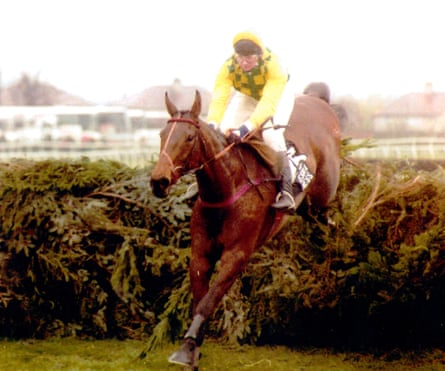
[198,178,267,208]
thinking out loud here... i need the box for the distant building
[117,78,211,115]
[0,74,93,106]
[0,76,212,144]
[373,83,445,137]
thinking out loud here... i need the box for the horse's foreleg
[168,247,214,369]
[186,254,214,343]
[169,246,252,369]
[190,253,214,315]
[193,247,251,325]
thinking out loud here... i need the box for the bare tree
[9,73,46,105]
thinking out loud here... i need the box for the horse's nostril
[150,177,171,198]
[158,177,170,190]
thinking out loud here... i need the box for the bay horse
[150,90,341,370]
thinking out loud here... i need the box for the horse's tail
[303,82,349,131]
[329,103,349,131]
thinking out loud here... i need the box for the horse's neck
[197,132,243,200]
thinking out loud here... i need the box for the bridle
[161,117,235,175]
[167,117,200,128]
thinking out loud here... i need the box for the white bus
[0,105,167,144]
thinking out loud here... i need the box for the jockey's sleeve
[207,62,233,126]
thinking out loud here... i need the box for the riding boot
[271,152,296,211]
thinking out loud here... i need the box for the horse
[303,81,349,132]
[150,90,341,370]
[303,81,331,103]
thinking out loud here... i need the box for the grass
[0,338,444,370]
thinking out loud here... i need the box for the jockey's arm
[207,63,233,126]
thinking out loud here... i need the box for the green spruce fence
[0,146,444,348]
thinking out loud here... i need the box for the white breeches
[219,83,295,152]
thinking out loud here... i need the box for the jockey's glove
[233,123,250,138]
[239,124,249,137]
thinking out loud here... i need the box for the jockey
[207,30,297,211]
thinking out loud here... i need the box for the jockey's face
[235,53,259,72]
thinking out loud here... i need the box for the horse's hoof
[168,338,200,368]
[168,350,191,367]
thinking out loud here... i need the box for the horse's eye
[186,134,194,142]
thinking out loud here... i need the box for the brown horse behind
[150,90,341,370]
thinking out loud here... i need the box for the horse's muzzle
[150,177,171,198]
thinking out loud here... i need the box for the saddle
[238,134,280,176]
[241,134,313,193]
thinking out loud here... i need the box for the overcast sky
[2,0,444,103]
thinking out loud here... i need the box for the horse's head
[150,90,204,198]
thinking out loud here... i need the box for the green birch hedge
[0,153,444,348]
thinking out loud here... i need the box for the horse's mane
[211,126,230,145]
[205,125,279,175]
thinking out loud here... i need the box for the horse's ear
[165,92,179,117]
[190,90,202,119]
